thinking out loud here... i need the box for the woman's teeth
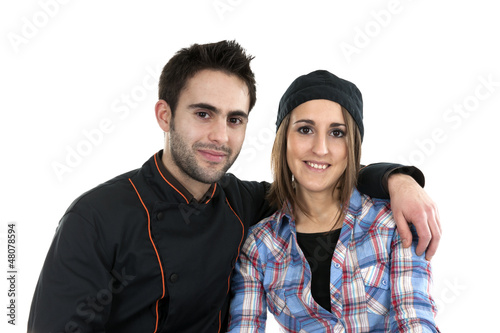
[306,162,328,170]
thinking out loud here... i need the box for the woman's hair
[267,105,362,227]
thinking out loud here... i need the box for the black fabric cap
[276,70,364,140]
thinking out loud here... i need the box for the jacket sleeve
[231,176,274,226]
[249,181,275,225]
[28,211,112,333]
[389,226,440,332]
[227,232,267,332]
[357,163,425,199]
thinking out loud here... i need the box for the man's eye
[229,118,242,125]
[197,112,209,118]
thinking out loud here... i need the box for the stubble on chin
[169,131,238,184]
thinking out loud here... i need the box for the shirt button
[382,279,388,286]
[334,293,341,299]
[334,263,341,269]
[169,273,179,283]
[157,212,164,220]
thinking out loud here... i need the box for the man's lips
[198,149,228,162]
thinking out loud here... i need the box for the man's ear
[155,99,172,132]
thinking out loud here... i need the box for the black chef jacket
[28,151,422,333]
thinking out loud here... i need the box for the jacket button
[169,273,179,283]
[157,212,164,220]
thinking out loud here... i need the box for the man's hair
[158,40,256,115]
[267,106,362,228]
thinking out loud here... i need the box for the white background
[1,0,499,332]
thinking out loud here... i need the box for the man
[28,40,441,333]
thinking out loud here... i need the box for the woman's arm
[227,233,268,332]
[389,226,440,332]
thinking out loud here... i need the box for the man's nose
[208,118,229,144]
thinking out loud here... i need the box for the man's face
[166,69,250,185]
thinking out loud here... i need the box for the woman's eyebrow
[293,119,315,125]
[293,119,346,127]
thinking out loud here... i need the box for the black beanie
[276,70,364,140]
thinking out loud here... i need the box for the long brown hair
[267,105,362,227]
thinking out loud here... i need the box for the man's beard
[168,127,239,184]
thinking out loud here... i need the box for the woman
[227,70,439,332]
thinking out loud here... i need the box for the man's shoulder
[67,168,141,214]
[220,173,270,192]
[219,173,270,204]
[219,174,274,227]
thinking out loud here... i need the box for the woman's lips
[305,161,330,170]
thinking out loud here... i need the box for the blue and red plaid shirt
[228,189,439,332]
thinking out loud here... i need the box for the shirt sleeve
[28,211,112,333]
[389,226,440,332]
[358,163,425,199]
[227,232,267,332]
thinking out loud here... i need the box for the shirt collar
[274,189,363,237]
[274,200,296,236]
[154,150,216,204]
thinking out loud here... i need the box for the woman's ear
[155,99,172,132]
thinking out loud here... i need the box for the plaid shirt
[228,189,439,332]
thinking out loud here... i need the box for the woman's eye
[298,127,312,134]
[331,129,345,137]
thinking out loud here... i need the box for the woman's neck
[294,188,343,233]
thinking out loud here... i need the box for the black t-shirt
[296,229,341,313]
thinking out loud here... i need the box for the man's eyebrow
[228,110,249,120]
[189,103,249,119]
[188,103,218,112]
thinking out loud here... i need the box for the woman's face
[286,99,348,197]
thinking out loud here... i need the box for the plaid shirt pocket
[267,288,286,317]
[267,288,305,332]
[360,262,391,316]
